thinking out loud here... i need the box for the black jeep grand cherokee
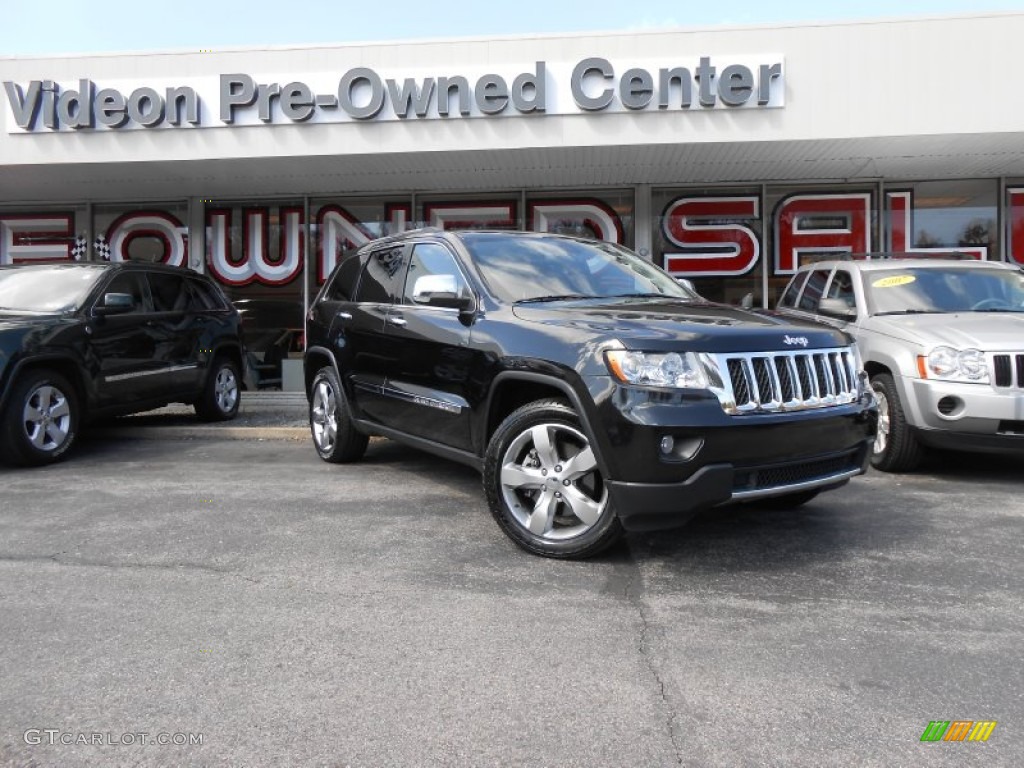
[0,262,245,466]
[305,230,877,558]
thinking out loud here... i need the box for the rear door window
[798,269,830,311]
[354,246,406,304]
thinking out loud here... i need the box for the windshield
[0,265,106,313]
[460,233,696,303]
[866,266,1024,315]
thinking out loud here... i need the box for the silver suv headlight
[605,350,710,389]
[923,346,989,383]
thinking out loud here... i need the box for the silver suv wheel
[499,421,608,541]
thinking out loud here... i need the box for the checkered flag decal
[94,234,111,261]
[71,235,88,261]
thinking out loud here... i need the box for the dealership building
[2,12,1024,344]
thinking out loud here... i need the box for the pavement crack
[0,552,230,574]
[623,554,684,766]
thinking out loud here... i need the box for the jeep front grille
[704,347,859,415]
[993,354,1024,388]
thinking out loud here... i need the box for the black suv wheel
[1,369,79,466]
[483,400,623,559]
[309,366,368,463]
[194,356,241,421]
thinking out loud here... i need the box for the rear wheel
[1,369,79,466]
[483,399,622,559]
[309,366,368,463]
[194,356,241,421]
[870,373,923,472]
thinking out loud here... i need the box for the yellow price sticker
[873,275,916,288]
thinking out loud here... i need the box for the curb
[91,425,309,441]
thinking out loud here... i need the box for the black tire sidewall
[2,370,79,466]
[196,357,241,421]
[870,373,922,472]
[309,366,367,463]
[483,399,622,559]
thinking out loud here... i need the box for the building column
[633,184,652,260]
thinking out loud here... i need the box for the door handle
[387,317,407,327]
[337,311,353,320]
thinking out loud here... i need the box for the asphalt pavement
[1,395,1022,767]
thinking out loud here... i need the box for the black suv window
[102,272,150,313]
[325,254,362,302]
[798,269,830,311]
[187,277,226,310]
[147,272,190,312]
[402,243,468,305]
[355,247,406,303]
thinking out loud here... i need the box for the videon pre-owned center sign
[3,56,784,131]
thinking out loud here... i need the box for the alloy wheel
[23,384,72,451]
[499,422,607,541]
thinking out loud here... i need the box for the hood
[511,298,850,353]
[870,312,1024,351]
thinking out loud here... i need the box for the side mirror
[818,297,857,319]
[740,292,754,309]
[94,292,135,316]
[412,274,474,311]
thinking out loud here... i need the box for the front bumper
[588,382,877,532]
[607,441,872,531]
[903,377,1024,445]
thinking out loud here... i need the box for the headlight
[605,350,709,389]
[923,346,989,383]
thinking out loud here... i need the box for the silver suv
[776,257,1024,471]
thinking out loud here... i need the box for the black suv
[0,262,246,465]
[304,230,877,558]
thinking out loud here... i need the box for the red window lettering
[528,199,623,242]
[106,211,187,267]
[661,196,760,276]
[1009,188,1024,267]
[206,207,303,285]
[774,193,871,274]
[0,213,74,264]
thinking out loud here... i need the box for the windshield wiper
[515,294,595,304]
[874,309,942,316]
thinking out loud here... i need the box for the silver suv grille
[704,347,859,414]
[993,354,1024,388]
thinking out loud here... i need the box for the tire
[754,490,820,510]
[483,399,623,559]
[870,373,923,472]
[1,369,79,466]
[309,366,368,463]
[194,356,241,422]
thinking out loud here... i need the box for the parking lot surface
[0,433,1021,767]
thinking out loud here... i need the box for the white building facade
[2,12,1023,318]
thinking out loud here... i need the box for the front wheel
[1,369,79,466]
[483,399,622,559]
[194,356,241,422]
[870,373,923,472]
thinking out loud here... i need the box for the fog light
[659,435,675,454]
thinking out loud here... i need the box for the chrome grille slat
[707,347,860,415]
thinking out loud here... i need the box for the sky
[2,0,1023,56]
